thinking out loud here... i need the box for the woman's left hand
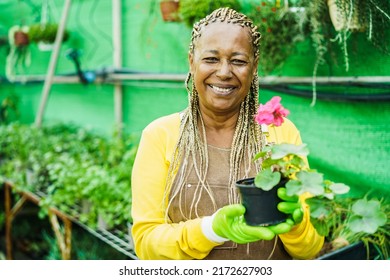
[277,187,303,225]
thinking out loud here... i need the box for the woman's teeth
[211,85,234,93]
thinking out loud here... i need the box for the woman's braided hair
[165,7,265,220]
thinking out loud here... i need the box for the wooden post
[4,183,27,259]
[112,0,123,135]
[48,211,72,260]
[35,0,72,127]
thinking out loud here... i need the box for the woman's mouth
[209,84,236,95]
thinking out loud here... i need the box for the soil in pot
[236,177,287,226]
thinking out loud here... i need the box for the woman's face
[189,21,258,116]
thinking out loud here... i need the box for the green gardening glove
[277,187,304,225]
[211,204,276,244]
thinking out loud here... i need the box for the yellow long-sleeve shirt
[131,112,324,260]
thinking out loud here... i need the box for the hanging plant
[28,23,69,44]
[179,0,241,28]
[27,22,70,51]
[159,0,181,22]
[247,1,305,75]
[300,0,390,105]
[6,25,31,81]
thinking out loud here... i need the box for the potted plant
[159,0,181,22]
[246,1,305,75]
[12,26,30,47]
[312,195,389,259]
[299,0,390,105]
[327,0,363,32]
[236,96,388,259]
[236,177,289,226]
[28,23,70,51]
[178,0,241,28]
[5,25,31,80]
[237,96,350,226]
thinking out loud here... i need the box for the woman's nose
[216,60,233,79]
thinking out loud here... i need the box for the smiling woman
[189,21,258,125]
[131,7,323,260]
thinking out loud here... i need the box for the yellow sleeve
[267,117,303,146]
[131,113,219,260]
[279,194,324,259]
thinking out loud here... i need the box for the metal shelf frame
[3,181,138,260]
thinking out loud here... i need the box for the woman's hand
[211,204,276,244]
[277,187,303,224]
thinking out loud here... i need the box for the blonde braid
[165,8,264,220]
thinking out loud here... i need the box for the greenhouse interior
[0,0,389,261]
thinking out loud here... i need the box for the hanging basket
[13,31,29,47]
[327,0,364,32]
[160,1,180,22]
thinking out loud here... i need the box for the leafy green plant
[308,195,389,259]
[299,0,390,105]
[0,91,19,124]
[28,23,69,44]
[253,96,388,258]
[179,0,241,28]
[6,25,31,80]
[253,96,350,199]
[254,143,350,199]
[0,122,139,231]
[246,1,304,75]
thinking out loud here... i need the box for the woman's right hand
[211,204,277,244]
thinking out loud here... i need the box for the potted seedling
[311,195,389,260]
[236,96,350,226]
[236,96,388,259]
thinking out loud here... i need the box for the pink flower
[255,96,290,126]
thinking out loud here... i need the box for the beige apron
[168,145,291,260]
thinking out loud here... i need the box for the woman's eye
[231,59,247,66]
[204,57,218,63]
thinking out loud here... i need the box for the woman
[131,7,323,260]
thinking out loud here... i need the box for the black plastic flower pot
[316,241,380,260]
[236,177,287,226]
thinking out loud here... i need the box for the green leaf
[306,197,332,219]
[253,145,271,161]
[285,179,302,196]
[352,198,382,216]
[255,168,281,191]
[270,143,309,160]
[286,171,324,196]
[253,151,267,161]
[348,198,387,234]
[348,214,386,234]
[329,183,350,195]
[310,217,329,236]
